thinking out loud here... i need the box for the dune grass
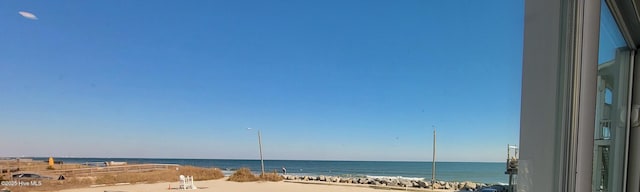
[94,170,175,184]
[177,166,225,181]
[4,166,224,192]
[228,168,259,182]
[93,166,224,184]
[228,168,283,182]
[259,172,284,182]
[6,177,94,192]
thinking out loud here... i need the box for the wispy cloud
[19,11,38,20]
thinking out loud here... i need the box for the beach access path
[60,178,458,192]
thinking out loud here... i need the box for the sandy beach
[59,178,456,192]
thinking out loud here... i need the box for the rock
[464,182,477,190]
[303,176,309,181]
[399,180,412,187]
[412,181,421,188]
[417,180,429,188]
[387,180,399,187]
[432,183,442,189]
[319,176,326,181]
[451,182,459,190]
[458,183,466,189]
[444,183,452,189]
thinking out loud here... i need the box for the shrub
[259,172,283,182]
[228,168,283,182]
[228,168,258,182]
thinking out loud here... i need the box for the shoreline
[280,175,493,191]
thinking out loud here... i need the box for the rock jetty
[281,175,492,191]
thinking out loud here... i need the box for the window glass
[597,0,627,64]
[593,0,632,191]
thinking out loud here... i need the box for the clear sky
[0,0,523,162]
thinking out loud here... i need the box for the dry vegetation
[228,168,259,182]
[5,177,94,192]
[93,166,224,184]
[94,170,175,184]
[259,172,284,182]
[1,161,90,173]
[228,168,283,182]
[177,166,225,181]
[3,166,224,192]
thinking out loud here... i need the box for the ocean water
[34,158,508,184]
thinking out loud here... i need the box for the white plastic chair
[188,176,197,189]
[179,175,186,190]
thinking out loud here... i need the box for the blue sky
[0,0,523,162]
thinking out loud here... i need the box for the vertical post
[628,51,640,192]
[509,174,514,192]
[258,130,265,176]
[507,145,512,190]
[432,126,436,188]
[507,145,511,170]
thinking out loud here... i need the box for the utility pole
[432,125,436,189]
[258,130,265,176]
[248,128,266,176]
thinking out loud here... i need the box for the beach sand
[59,178,457,192]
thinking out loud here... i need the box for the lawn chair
[178,175,197,190]
[179,175,186,190]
